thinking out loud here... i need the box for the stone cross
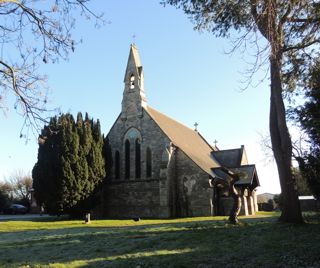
[214,139,218,147]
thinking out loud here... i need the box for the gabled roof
[212,165,260,189]
[213,149,241,167]
[211,148,245,168]
[145,105,220,176]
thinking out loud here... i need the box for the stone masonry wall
[105,109,215,218]
[104,109,171,218]
[175,149,213,217]
[104,179,161,218]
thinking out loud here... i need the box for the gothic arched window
[115,151,120,180]
[135,139,141,179]
[125,139,130,179]
[146,147,152,178]
[125,128,141,140]
[130,74,135,89]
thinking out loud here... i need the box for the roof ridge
[212,148,241,153]
[145,105,196,132]
[196,131,216,152]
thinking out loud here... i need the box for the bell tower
[121,44,147,120]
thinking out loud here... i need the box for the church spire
[121,44,147,120]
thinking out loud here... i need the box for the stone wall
[104,108,215,218]
[104,179,161,218]
[104,109,172,218]
[174,149,213,217]
[107,109,171,182]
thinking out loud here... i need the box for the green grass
[0,212,319,267]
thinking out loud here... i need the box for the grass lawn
[0,212,319,267]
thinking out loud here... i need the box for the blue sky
[0,1,281,193]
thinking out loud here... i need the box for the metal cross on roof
[132,34,136,44]
[194,122,199,131]
[214,139,218,147]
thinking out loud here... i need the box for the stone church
[103,44,260,218]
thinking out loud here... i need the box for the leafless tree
[5,169,32,201]
[0,0,103,135]
[259,128,309,163]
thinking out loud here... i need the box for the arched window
[124,127,141,141]
[130,74,135,89]
[115,151,120,180]
[124,128,141,180]
[135,139,141,179]
[125,139,130,179]
[146,147,152,178]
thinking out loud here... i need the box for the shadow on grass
[0,214,68,223]
[0,214,319,267]
[0,216,277,239]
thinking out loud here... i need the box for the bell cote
[121,44,147,119]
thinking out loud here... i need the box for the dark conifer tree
[295,63,320,199]
[103,136,113,178]
[32,112,105,215]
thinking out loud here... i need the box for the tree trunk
[228,179,241,224]
[269,55,303,223]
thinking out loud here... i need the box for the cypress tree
[32,112,106,215]
[33,116,64,214]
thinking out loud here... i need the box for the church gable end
[105,107,172,218]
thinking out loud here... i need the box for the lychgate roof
[212,165,260,189]
[211,146,248,168]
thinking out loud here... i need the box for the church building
[103,44,260,218]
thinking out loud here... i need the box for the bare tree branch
[0,0,104,136]
[283,39,320,52]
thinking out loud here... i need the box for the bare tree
[0,0,103,135]
[5,169,32,201]
[258,131,274,164]
[0,180,13,199]
[259,128,308,162]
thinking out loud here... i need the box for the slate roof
[145,105,259,189]
[145,105,221,175]
[211,148,243,168]
[212,165,260,189]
